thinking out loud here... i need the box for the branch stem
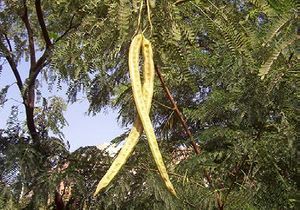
[155,65,225,209]
[35,0,52,48]
[21,0,36,67]
[155,65,201,154]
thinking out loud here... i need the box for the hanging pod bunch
[94,34,176,196]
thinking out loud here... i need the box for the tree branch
[7,58,23,92]
[19,0,41,144]
[155,65,201,155]
[174,0,191,6]
[223,156,248,204]
[55,190,65,210]
[21,0,36,67]
[35,0,52,48]
[26,12,80,88]
[22,3,78,145]
[0,40,23,91]
[155,65,225,209]
[54,14,80,43]
[26,49,50,90]
[4,34,12,52]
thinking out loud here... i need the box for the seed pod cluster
[94,34,176,196]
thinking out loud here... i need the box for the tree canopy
[0,0,298,209]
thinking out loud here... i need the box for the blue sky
[0,61,126,151]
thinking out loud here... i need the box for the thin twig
[155,65,201,154]
[135,0,144,35]
[146,0,153,34]
[55,14,79,43]
[7,98,23,104]
[139,163,205,188]
[152,99,174,110]
[155,65,225,209]
[174,0,191,6]
[223,156,247,204]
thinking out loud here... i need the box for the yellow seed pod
[129,36,177,196]
[94,34,176,197]
[94,34,144,196]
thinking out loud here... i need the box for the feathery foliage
[0,0,298,209]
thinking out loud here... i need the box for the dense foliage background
[0,0,298,209]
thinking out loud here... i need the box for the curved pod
[94,34,155,196]
[128,35,177,196]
